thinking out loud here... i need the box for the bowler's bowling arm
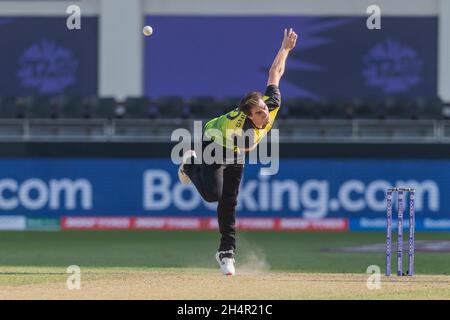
[267,28,298,87]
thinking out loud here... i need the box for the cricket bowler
[178,28,298,275]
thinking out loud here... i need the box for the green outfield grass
[1,231,450,299]
[0,231,449,275]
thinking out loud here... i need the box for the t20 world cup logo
[362,39,423,94]
[17,39,79,94]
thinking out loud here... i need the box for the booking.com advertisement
[0,158,448,232]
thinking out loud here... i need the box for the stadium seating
[218,97,241,114]
[58,96,87,118]
[414,96,444,120]
[317,98,353,119]
[351,97,384,119]
[382,96,412,119]
[188,96,220,119]
[283,98,321,119]
[153,96,188,119]
[0,94,445,120]
[0,93,447,143]
[83,97,117,119]
[28,96,58,119]
[122,97,153,119]
[0,96,29,118]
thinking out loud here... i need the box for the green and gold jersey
[204,85,281,153]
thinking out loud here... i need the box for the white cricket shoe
[178,150,197,184]
[215,250,235,276]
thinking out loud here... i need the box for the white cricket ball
[143,25,153,36]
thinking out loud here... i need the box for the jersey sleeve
[263,85,281,111]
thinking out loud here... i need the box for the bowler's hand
[281,28,298,51]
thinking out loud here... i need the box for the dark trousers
[184,159,244,252]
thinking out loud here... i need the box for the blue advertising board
[145,16,437,100]
[0,17,98,96]
[0,158,448,231]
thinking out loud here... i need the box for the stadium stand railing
[0,95,448,143]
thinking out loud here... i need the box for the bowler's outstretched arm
[267,28,298,87]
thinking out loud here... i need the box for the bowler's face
[248,99,269,129]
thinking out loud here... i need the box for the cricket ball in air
[143,25,153,36]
